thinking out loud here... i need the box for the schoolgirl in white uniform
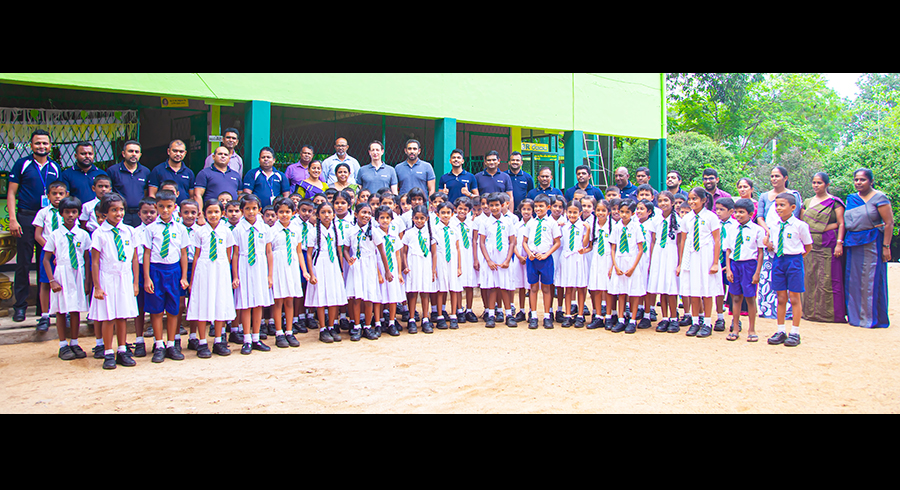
[558,199,590,327]
[402,204,437,333]
[269,197,304,348]
[301,200,348,343]
[187,199,236,356]
[373,205,405,337]
[89,193,140,369]
[345,202,384,341]
[679,187,722,338]
[646,191,686,333]
[432,202,462,329]
[609,198,646,334]
[635,199,657,328]
[452,197,479,323]
[231,194,275,354]
[587,200,613,329]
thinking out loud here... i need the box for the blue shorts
[729,259,758,298]
[145,262,183,315]
[771,254,805,293]
[526,256,554,286]
[39,249,55,284]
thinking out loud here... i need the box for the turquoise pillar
[648,138,667,192]
[244,100,271,171]
[562,130,585,191]
[434,117,456,178]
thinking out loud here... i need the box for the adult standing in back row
[396,139,436,196]
[321,137,360,185]
[474,150,513,202]
[203,128,243,175]
[106,140,151,227]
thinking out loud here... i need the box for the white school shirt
[478,214,514,257]
[143,217,191,265]
[453,215,477,255]
[771,215,813,256]
[682,208,720,253]
[402,225,436,258]
[334,213,354,242]
[271,220,304,263]
[433,220,461,262]
[43,225,91,276]
[726,221,766,262]
[560,219,589,255]
[347,223,383,259]
[717,218,738,260]
[651,213,686,249]
[91,221,139,274]
[191,220,235,263]
[232,217,275,262]
[609,219,645,255]
[184,223,199,262]
[295,218,312,250]
[304,221,349,261]
[80,197,101,232]
[32,205,62,243]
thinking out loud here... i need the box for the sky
[824,73,863,100]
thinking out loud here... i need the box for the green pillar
[562,130,584,192]
[434,117,456,178]
[244,100,271,171]
[648,138,667,192]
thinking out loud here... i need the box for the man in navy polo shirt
[6,129,62,321]
[438,148,478,203]
[526,166,563,201]
[615,166,638,200]
[148,139,195,204]
[395,139,435,196]
[59,142,107,205]
[504,151,534,212]
[243,146,290,207]
[107,140,151,227]
[474,150,513,202]
[565,165,604,202]
[356,140,398,195]
[194,145,242,205]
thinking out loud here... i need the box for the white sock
[166,340,175,348]
[505,309,511,317]
[276,330,284,336]
[791,325,800,335]
[544,313,551,319]
[776,324,786,333]
[450,314,457,319]
[467,308,473,313]
[70,339,78,346]
[199,339,208,345]
[156,340,165,349]
[96,339,104,346]
[105,349,114,355]
[117,345,127,353]
[717,312,724,321]
[42,313,49,320]
[293,316,299,323]
[339,313,346,320]
[59,340,68,348]
[214,337,222,344]
[189,333,197,340]
[252,333,260,342]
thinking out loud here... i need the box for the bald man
[615,167,638,200]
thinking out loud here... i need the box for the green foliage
[826,137,900,235]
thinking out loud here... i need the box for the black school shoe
[649,309,658,322]
[70,344,87,359]
[187,338,200,351]
[656,320,670,332]
[213,342,232,356]
[152,345,166,363]
[624,322,637,334]
[132,341,147,357]
[465,311,478,323]
[528,317,539,329]
[59,345,76,361]
[768,332,787,345]
[166,346,185,360]
[435,317,448,330]
[294,320,308,334]
[422,321,434,334]
[496,311,505,323]
[634,309,644,321]
[286,333,300,347]
[611,322,626,333]
[667,322,680,334]
[679,315,693,327]
[276,335,290,348]
[93,345,105,359]
[197,344,212,359]
[116,351,136,367]
[102,353,116,370]
[36,316,50,332]
[605,314,618,330]
[449,318,459,330]
[241,343,253,355]
[697,324,713,338]
[784,333,801,347]
[574,316,585,328]
[387,324,400,336]
[329,328,342,342]
[484,316,496,328]
[350,326,362,341]
[506,316,517,328]
[685,323,701,337]
[637,318,652,329]
[228,331,244,345]
[407,320,418,334]
[561,316,574,328]
[363,327,379,341]
[515,310,526,322]
[543,318,554,329]
[554,310,565,323]
[252,340,271,351]
[586,317,604,330]
[713,319,726,332]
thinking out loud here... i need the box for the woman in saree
[756,166,804,319]
[298,160,329,199]
[843,168,893,328]
[800,172,846,323]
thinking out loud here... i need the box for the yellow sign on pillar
[161,97,189,108]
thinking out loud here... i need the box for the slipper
[727,332,739,341]
[747,334,759,343]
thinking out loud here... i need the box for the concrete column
[244,100,271,171]
[562,130,585,191]
[434,117,457,178]
[648,138,667,192]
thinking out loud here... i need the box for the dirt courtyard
[2,266,898,414]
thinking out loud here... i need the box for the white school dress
[478,215,514,290]
[270,220,305,300]
[402,225,437,293]
[609,219,646,297]
[455,216,479,289]
[88,221,139,322]
[647,212,685,296]
[636,217,655,292]
[680,208,721,298]
[304,221,349,307]
[187,220,237,322]
[433,220,462,293]
[44,226,91,314]
[509,219,530,290]
[374,226,406,304]
[557,220,589,288]
[232,217,275,310]
[345,223,383,302]
[581,214,595,273]
[588,220,613,292]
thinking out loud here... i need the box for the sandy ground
[1,266,898,414]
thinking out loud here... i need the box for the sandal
[746,334,759,343]
[727,332,739,341]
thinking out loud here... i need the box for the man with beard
[564,165,604,202]
[6,129,63,322]
[203,128,243,175]
[438,148,478,203]
[666,170,689,201]
[107,140,151,227]
[148,139,195,204]
[526,166,563,200]
[701,168,732,211]
[504,151,534,212]
[60,142,107,204]
[395,138,435,196]
[321,137,360,185]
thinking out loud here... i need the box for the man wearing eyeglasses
[203,128,244,175]
[321,137,360,185]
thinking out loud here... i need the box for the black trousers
[14,209,40,311]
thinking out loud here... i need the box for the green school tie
[534,218,543,247]
[597,228,606,256]
[619,225,629,254]
[286,229,294,265]
[418,229,428,257]
[248,226,257,266]
[209,230,218,261]
[111,227,126,262]
[66,233,78,269]
[160,221,171,258]
[495,220,503,252]
[444,225,451,262]
[568,225,575,251]
[640,223,647,254]
[734,225,744,260]
[385,236,395,272]
[302,221,308,245]
[660,219,668,249]
[460,222,470,249]
[777,221,786,257]
[693,215,700,252]
[719,220,729,264]
[51,207,59,231]
[326,233,335,262]
[356,229,364,259]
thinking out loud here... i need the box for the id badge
[41,194,50,208]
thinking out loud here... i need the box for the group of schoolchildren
[37,171,813,370]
